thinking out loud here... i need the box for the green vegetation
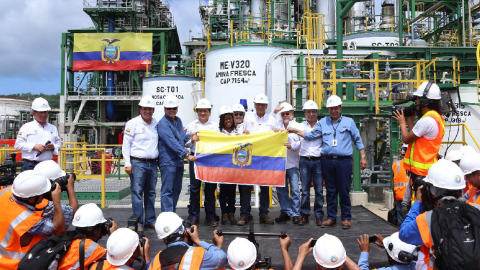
[0,93,60,109]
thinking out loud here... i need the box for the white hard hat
[278,102,294,114]
[34,160,66,180]
[253,93,269,104]
[72,203,107,228]
[219,105,234,117]
[155,212,183,239]
[196,98,212,109]
[32,98,51,112]
[106,228,139,266]
[232,104,246,113]
[460,152,480,175]
[138,95,155,108]
[414,81,441,100]
[424,159,465,189]
[445,150,463,162]
[313,234,346,268]
[303,100,319,111]
[460,145,476,155]
[164,95,179,108]
[227,238,257,270]
[383,232,417,264]
[326,95,343,108]
[12,170,51,198]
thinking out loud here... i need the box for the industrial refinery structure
[53,0,480,203]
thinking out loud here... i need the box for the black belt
[131,156,158,162]
[300,156,322,160]
[22,159,40,164]
[321,155,351,160]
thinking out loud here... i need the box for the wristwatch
[361,155,367,159]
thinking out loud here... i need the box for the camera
[100,217,114,235]
[50,173,76,192]
[0,153,23,187]
[392,104,417,117]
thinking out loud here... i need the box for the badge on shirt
[18,132,22,136]
[34,130,38,134]
[250,122,255,126]
[126,128,131,133]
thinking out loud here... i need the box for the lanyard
[331,116,342,139]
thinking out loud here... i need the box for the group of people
[120,91,368,230]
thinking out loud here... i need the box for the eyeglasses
[233,113,244,116]
[281,112,290,116]
[166,107,178,111]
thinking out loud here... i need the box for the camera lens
[50,175,69,191]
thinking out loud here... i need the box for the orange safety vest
[58,238,106,270]
[465,186,480,204]
[404,111,445,176]
[392,160,409,200]
[0,188,46,269]
[148,246,206,270]
[89,260,133,270]
[416,203,480,270]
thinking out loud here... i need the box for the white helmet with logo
[278,102,294,114]
[460,145,476,155]
[232,104,246,113]
[155,212,184,239]
[445,150,463,162]
[219,105,234,117]
[34,160,66,180]
[138,95,155,108]
[253,93,269,104]
[313,234,346,268]
[460,152,480,175]
[424,159,465,189]
[164,95,179,108]
[32,98,51,112]
[72,203,107,228]
[303,100,319,111]
[414,81,441,100]
[227,238,257,270]
[326,95,343,108]
[106,228,139,266]
[196,98,212,109]
[12,170,51,198]
[383,232,417,264]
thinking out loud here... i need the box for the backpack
[18,231,85,270]
[430,201,480,270]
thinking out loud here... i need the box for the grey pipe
[410,2,443,24]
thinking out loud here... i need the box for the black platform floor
[98,206,398,269]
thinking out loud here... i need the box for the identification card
[332,139,337,146]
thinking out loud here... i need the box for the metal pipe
[409,2,443,24]
[462,0,466,47]
[106,14,116,121]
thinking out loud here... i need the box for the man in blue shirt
[288,95,367,229]
[157,95,197,213]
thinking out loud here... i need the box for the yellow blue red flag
[195,130,288,186]
[73,33,152,71]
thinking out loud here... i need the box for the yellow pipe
[375,61,380,114]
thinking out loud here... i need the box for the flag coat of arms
[194,130,288,186]
[73,33,152,71]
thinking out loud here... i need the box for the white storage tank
[205,45,288,117]
[142,76,202,125]
[0,98,31,116]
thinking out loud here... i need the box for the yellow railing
[443,124,480,150]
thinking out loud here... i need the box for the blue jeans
[277,168,300,217]
[321,157,353,221]
[130,159,158,227]
[220,184,236,214]
[188,161,217,220]
[239,185,270,217]
[299,158,324,218]
[21,160,37,172]
[396,200,406,225]
[160,165,184,212]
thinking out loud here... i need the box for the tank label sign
[151,86,184,105]
[216,60,256,84]
[444,103,472,124]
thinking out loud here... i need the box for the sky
[0,0,204,95]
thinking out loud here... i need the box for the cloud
[0,0,92,80]
[169,0,203,52]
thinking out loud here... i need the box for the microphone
[36,141,51,157]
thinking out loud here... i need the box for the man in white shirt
[274,103,303,224]
[15,98,62,172]
[122,95,159,231]
[298,100,324,226]
[186,98,220,227]
[237,93,282,225]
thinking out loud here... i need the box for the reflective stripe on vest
[0,209,33,260]
[67,241,100,270]
[394,183,408,187]
[404,111,445,176]
[417,211,434,248]
[179,246,205,269]
[467,187,479,203]
[393,161,409,200]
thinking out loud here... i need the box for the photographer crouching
[392,81,445,215]
[0,168,78,269]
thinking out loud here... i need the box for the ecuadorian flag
[195,130,288,186]
[73,33,152,71]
